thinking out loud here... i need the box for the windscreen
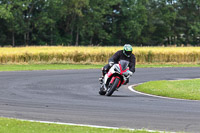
[119,60,129,71]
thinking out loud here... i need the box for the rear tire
[106,78,120,96]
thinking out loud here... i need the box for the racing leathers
[102,50,136,79]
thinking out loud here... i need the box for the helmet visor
[125,51,132,56]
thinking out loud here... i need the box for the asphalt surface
[0,67,200,133]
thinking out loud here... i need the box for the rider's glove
[127,70,133,76]
[109,61,114,67]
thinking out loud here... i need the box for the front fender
[106,73,124,88]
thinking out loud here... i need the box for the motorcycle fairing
[119,60,129,71]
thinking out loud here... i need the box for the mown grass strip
[134,79,200,100]
[0,117,163,133]
[136,64,200,68]
[0,64,103,71]
[0,63,200,71]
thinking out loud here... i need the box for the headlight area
[114,67,121,73]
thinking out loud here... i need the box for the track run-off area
[0,67,200,133]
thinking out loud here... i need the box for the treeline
[0,0,200,47]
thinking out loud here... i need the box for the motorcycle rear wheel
[106,78,120,96]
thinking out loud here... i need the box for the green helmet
[123,44,132,57]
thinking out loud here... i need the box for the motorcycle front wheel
[106,78,120,96]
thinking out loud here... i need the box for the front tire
[106,78,120,96]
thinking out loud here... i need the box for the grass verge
[0,117,162,133]
[137,64,200,68]
[0,63,200,71]
[0,64,103,71]
[134,79,200,100]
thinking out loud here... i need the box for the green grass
[0,117,162,133]
[137,64,200,68]
[0,63,200,71]
[0,64,103,71]
[134,79,200,100]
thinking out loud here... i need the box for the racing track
[0,67,200,133]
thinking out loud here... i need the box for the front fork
[102,74,122,91]
[107,76,121,90]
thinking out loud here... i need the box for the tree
[0,0,34,46]
[175,0,200,45]
[0,0,200,46]
[80,0,120,45]
[57,0,89,46]
[31,0,63,45]
[139,0,177,45]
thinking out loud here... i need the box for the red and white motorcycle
[99,60,132,96]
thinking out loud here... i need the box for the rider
[99,44,136,84]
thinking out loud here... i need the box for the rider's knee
[102,64,110,75]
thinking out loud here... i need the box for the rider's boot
[99,76,104,84]
[99,67,107,84]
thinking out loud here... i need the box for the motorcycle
[99,60,132,96]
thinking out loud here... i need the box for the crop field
[0,46,200,64]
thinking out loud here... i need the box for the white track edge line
[3,117,174,133]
